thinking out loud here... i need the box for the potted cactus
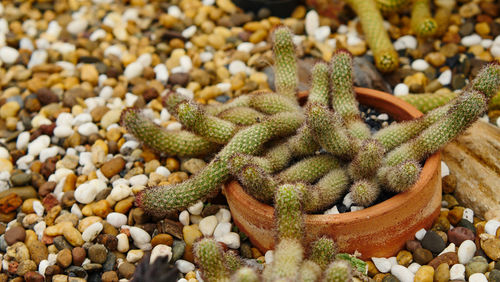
[120,27,500,259]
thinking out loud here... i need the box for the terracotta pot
[223,87,442,260]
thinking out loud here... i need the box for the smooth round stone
[213,222,231,240]
[414,265,433,282]
[485,220,500,235]
[129,227,151,246]
[228,60,247,75]
[175,259,195,273]
[116,233,129,253]
[215,208,231,223]
[150,244,172,264]
[450,263,465,280]
[466,260,488,277]
[394,83,409,96]
[468,273,487,282]
[391,265,414,282]
[438,70,452,85]
[448,227,475,246]
[88,244,108,264]
[305,10,319,37]
[106,213,127,228]
[489,269,500,282]
[187,201,203,216]
[411,59,430,71]
[124,62,143,80]
[82,222,103,242]
[199,215,218,237]
[66,19,88,35]
[218,232,240,249]
[461,34,482,46]
[181,26,196,38]
[314,26,331,42]
[413,248,434,265]
[434,263,450,282]
[126,249,144,263]
[415,228,427,240]
[179,210,190,226]
[0,46,19,64]
[77,123,98,136]
[458,240,476,264]
[421,230,446,254]
[372,257,392,273]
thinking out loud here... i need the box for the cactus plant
[411,0,438,37]
[399,92,458,113]
[376,0,410,12]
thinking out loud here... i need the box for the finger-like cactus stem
[344,0,399,72]
[309,237,338,270]
[299,260,323,282]
[264,239,304,282]
[381,160,421,193]
[232,267,260,282]
[307,103,358,159]
[205,95,252,116]
[348,139,385,180]
[308,63,331,106]
[250,92,301,114]
[434,0,455,36]
[224,251,243,273]
[194,238,230,282]
[217,107,266,126]
[163,91,190,114]
[303,168,349,213]
[272,27,298,100]
[120,108,219,157]
[231,163,277,203]
[471,62,500,99]
[350,179,381,207]
[176,101,237,144]
[322,260,353,282]
[411,0,438,37]
[277,155,341,184]
[376,0,410,12]
[275,183,304,240]
[137,112,304,216]
[399,92,458,113]
[287,125,321,157]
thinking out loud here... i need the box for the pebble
[438,70,452,85]
[414,265,434,282]
[434,263,450,282]
[421,230,446,254]
[469,273,488,282]
[391,264,414,282]
[485,220,500,235]
[106,213,127,228]
[394,83,409,96]
[457,240,476,264]
[179,210,190,226]
[0,46,19,64]
[82,222,103,242]
[66,19,88,35]
[129,227,151,249]
[305,10,319,37]
[449,263,465,280]
[126,249,144,263]
[4,226,26,245]
[150,244,172,264]
[88,244,108,264]
[118,262,135,279]
[411,59,430,71]
[461,34,482,47]
[372,257,392,273]
[176,259,195,273]
[77,123,99,136]
[116,233,129,253]
[199,215,218,236]
[187,201,203,216]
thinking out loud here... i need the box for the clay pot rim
[225,87,441,224]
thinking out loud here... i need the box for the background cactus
[411,0,438,37]
[399,92,458,113]
[376,0,410,12]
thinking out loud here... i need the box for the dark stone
[428,252,459,269]
[459,21,475,36]
[4,226,26,246]
[457,219,476,233]
[168,73,190,87]
[490,269,500,282]
[382,274,400,282]
[413,247,434,265]
[35,88,59,105]
[451,74,467,90]
[97,234,117,251]
[10,173,31,187]
[142,88,159,102]
[421,230,446,254]
[102,252,116,272]
[65,266,88,279]
[54,236,73,251]
[447,227,475,246]
[38,181,56,197]
[405,240,422,252]
[40,157,58,179]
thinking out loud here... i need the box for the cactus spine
[344,0,399,72]
[350,179,381,207]
[309,237,338,270]
[298,260,323,282]
[232,267,260,282]
[348,139,385,180]
[217,107,266,126]
[411,0,438,37]
[194,238,230,282]
[322,260,353,282]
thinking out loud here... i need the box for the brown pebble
[44,265,62,279]
[448,227,475,246]
[101,157,126,178]
[56,248,72,268]
[97,234,118,251]
[72,247,86,266]
[428,252,459,269]
[442,174,456,194]
[35,88,59,105]
[151,234,174,247]
[27,239,49,265]
[102,271,119,282]
[413,247,434,265]
[118,262,135,279]
[4,226,26,246]
[24,271,44,282]
[17,260,37,276]
[38,181,56,197]
[0,193,23,213]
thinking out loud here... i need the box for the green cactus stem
[344,0,399,72]
[308,63,331,106]
[224,251,243,273]
[264,239,304,282]
[399,92,458,113]
[434,0,456,36]
[306,103,358,159]
[381,160,422,193]
[194,238,230,282]
[163,91,190,114]
[298,260,323,282]
[229,163,277,203]
[335,253,368,274]
[287,125,321,158]
[350,179,381,207]
[322,260,353,282]
[272,27,298,101]
[309,237,338,270]
[176,101,237,144]
[205,95,253,116]
[376,0,410,12]
[348,139,385,181]
[411,0,438,38]
[137,112,304,216]
[302,168,349,213]
[217,107,266,126]
[232,267,260,282]
[277,154,341,184]
[373,104,452,151]
[120,108,219,157]
[249,92,301,114]
[274,183,304,240]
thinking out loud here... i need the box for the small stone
[126,249,144,263]
[0,46,19,64]
[82,222,103,242]
[485,220,500,235]
[101,157,126,178]
[116,233,129,253]
[413,248,434,265]
[391,264,414,282]
[396,250,413,267]
[466,259,488,277]
[101,271,118,282]
[187,201,203,216]
[480,234,500,260]
[199,216,218,237]
[106,213,127,228]
[118,262,135,279]
[434,263,450,282]
[129,227,151,249]
[5,226,26,246]
[394,83,409,96]
[24,271,44,282]
[305,10,319,37]
[7,242,30,262]
[218,232,240,249]
[372,257,392,273]
[450,263,465,280]
[421,230,446,254]
[56,248,72,268]
[469,273,488,282]
[411,59,430,71]
[448,227,475,246]
[406,240,422,252]
[151,234,173,247]
[168,73,190,87]
[489,269,500,282]
[88,244,108,264]
[17,260,37,276]
[458,240,476,264]
[414,265,434,282]
[80,64,99,85]
[181,159,207,175]
[150,244,172,264]
[26,239,48,265]
[176,259,195,273]
[428,252,459,269]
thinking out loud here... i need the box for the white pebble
[181,25,196,39]
[77,122,98,136]
[441,161,450,177]
[187,201,203,215]
[378,113,389,121]
[71,203,83,218]
[73,113,92,126]
[124,61,143,80]
[33,200,44,217]
[411,59,429,71]
[125,93,139,107]
[179,55,192,72]
[461,34,482,47]
[16,132,30,150]
[106,213,128,228]
[438,243,456,255]
[463,208,474,223]
[305,10,319,37]
[150,244,172,264]
[393,83,410,96]
[228,60,247,75]
[372,257,392,273]
[216,82,231,92]
[137,53,152,67]
[0,148,7,159]
[56,113,74,127]
[481,39,493,49]
[126,249,144,263]
[28,49,48,69]
[469,273,488,282]
[237,42,254,53]
[0,46,19,64]
[82,222,103,242]
[120,140,139,153]
[200,51,213,62]
[215,208,231,223]
[415,228,427,240]
[388,256,398,266]
[168,6,183,18]
[155,166,171,177]
[497,116,500,128]
[457,240,476,264]
[347,34,362,46]
[27,135,50,156]
[450,263,465,280]
[117,233,130,253]
[20,38,34,51]
[166,122,182,131]
[39,147,59,162]
[314,26,330,42]
[342,192,354,208]
[130,227,151,246]
[154,64,168,83]
[218,232,240,249]
[214,222,231,240]
[176,259,195,273]
[33,221,46,240]
[74,183,97,204]
[407,262,421,274]
[199,215,218,236]
[38,260,50,276]
[485,220,500,235]
[492,45,500,58]
[109,184,131,201]
[129,174,148,186]
[66,19,88,35]
[391,265,414,282]
[324,205,340,215]
[89,29,106,41]
[351,206,364,212]
[394,35,417,50]
[438,70,452,85]
[179,210,190,226]
[190,215,202,225]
